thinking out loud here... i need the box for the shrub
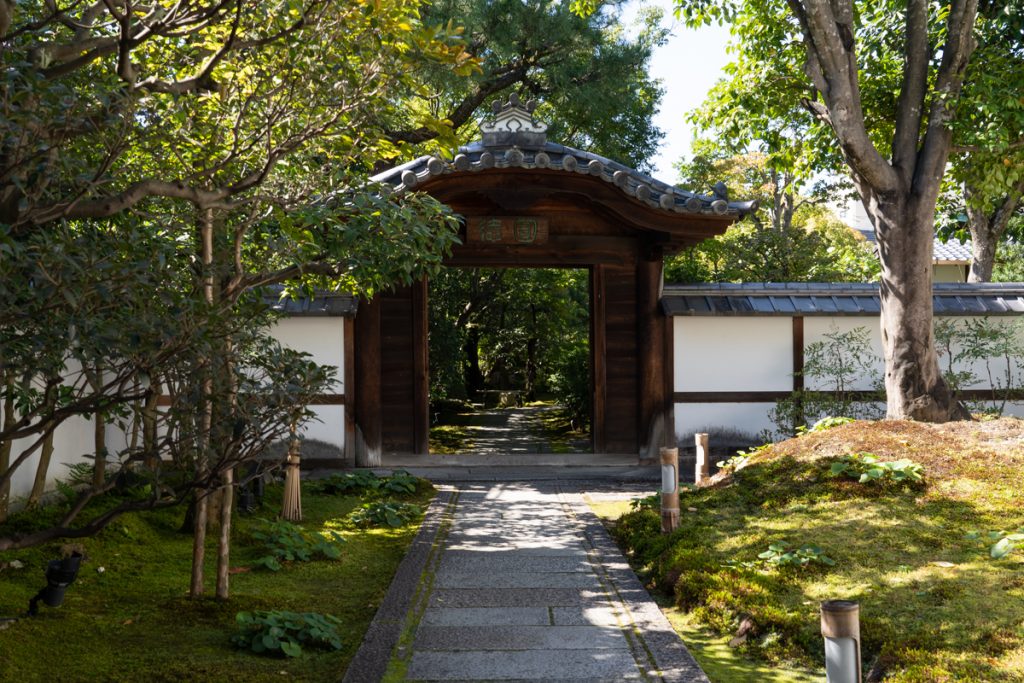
[348,501,421,528]
[629,493,659,511]
[232,610,342,658]
[830,453,924,485]
[800,416,856,434]
[965,528,1024,559]
[380,470,419,495]
[757,542,836,569]
[770,326,884,436]
[251,519,345,571]
[314,470,382,495]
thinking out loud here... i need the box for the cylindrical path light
[821,599,862,683]
[660,447,679,533]
[694,433,710,484]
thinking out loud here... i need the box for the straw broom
[280,421,302,522]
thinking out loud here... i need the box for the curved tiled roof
[370,98,757,220]
[662,282,1024,317]
[933,237,973,263]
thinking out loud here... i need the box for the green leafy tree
[391,0,668,170]
[0,0,472,599]
[647,0,988,421]
[667,149,878,282]
[429,268,590,425]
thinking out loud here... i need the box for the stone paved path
[370,482,709,682]
[439,405,591,455]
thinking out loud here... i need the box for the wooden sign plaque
[466,216,549,245]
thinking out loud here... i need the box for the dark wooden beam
[792,316,805,428]
[354,295,382,466]
[412,277,429,455]
[591,264,607,453]
[637,250,666,457]
[445,236,638,267]
[673,389,1024,403]
[309,394,346,405]
[343,316,356,463]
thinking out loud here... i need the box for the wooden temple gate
[349,98,754,465]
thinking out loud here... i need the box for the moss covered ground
[0,479,435,681]
[599,418,1024,682]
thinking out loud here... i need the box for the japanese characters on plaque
[467,217,549,245]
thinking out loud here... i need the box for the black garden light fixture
[27,551,83,616]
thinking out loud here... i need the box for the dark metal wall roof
[264,286,357,317]
[662,283,1024,317]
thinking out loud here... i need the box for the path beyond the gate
[344,482,709,682]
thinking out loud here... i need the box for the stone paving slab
[434,571,602,589]
[437,554,592,574]
[428,587,605,608]
[406,649,646,681]
[421,608,551,627]
[414,625,629,651]
[550,605,624,627]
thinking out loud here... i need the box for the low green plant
[380,470,419,495]
[716,453,750,474]
[799,416,855,434]
[314,470,383,495]
[231,610,343,658]
[630,493,660,511]
[348,501,421,528]
[965,528,1024,559]
[757,542,836,569]
[830,452,924,485]
[251,519,345,571]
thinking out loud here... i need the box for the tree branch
[788,0,899,192]
[892,0,929,183]
[386,63,530,143]
[915,0,979,197]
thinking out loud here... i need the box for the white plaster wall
[270,317,347,451]
[7,415,94,504]
[674,402,776,443]
[936,316,1024,390]
[803,317,886,391]
[270,317,345,390]
[674,317,792,392]
[301,405,345,449]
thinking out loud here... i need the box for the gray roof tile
[662,283,1024,317]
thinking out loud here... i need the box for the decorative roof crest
[479,93,547,148]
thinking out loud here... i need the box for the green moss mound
[612,418,1024,682]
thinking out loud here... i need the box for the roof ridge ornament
[479,93,547,149]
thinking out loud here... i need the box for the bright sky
[622,1,733,181]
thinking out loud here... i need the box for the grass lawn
[0,477,435,681]
[595,418,1024,683]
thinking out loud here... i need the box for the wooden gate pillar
[638,247,670,462]
[354,296,382,467]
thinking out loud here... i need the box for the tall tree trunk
[215,338,238,600]
[965,182,1023,283]
[463,328,483,396]
[0,374,14,522]
[87,364,106,487]
[27,428,56,506]
[190,207,215,598]
[871,192,971,421]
